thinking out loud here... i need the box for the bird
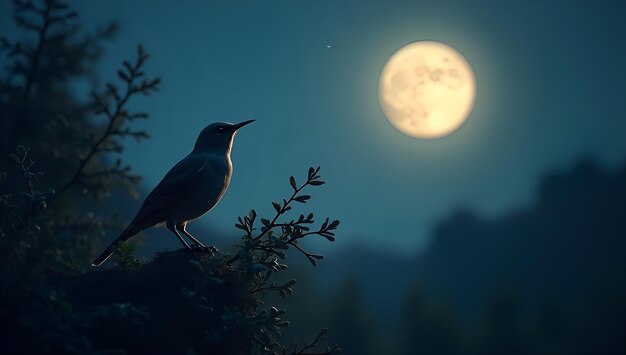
[91,119,255,267]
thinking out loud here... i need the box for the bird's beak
[233,119,255,130]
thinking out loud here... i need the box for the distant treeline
[277,159,626,355]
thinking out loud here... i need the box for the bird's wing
[131,155,206,225]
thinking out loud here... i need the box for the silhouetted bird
[91,120,255,266]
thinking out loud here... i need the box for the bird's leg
[167,223,192,250]
[178,223,205,247]
[178,223,218,253]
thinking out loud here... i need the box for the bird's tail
[91,225,139,267]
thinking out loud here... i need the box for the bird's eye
[217,127,225,133]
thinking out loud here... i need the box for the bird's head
[193,120,255,154]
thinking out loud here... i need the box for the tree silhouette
[0,0,159,267]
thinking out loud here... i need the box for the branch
[19,0,76,100]
[51,45,159,200]
[228,167,335,265]
[290,328,341,355]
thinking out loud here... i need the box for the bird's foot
[189,244,219,255]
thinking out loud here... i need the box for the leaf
[123,60,133,73]
[117,70,128,81]
[272,201,281,212]
[289,176,297,190]
[293,195,311,203]
[321,218,329,230]
[309,180,325,186]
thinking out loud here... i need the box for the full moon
[378,41,476,139]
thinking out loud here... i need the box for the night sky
[2,0,625,254]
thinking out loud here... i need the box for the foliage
[1,155,342,354]
[141,167,341,355]
[226,166,341,354]
[53,43,160,201]
[0,145,55,272]
[231,166,338,265]
[111,240,144,271]
[0,0,159,268]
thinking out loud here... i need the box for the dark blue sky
[2,0,625,254]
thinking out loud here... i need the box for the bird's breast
[176,155,232,222]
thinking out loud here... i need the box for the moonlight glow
[378,41,476,139]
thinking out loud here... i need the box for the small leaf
[289,176,297,190]
[323,235,336,242]
[321,218,329,230]
[117,70,129,81]
[293,195,311,203]
[123,60,133,73]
